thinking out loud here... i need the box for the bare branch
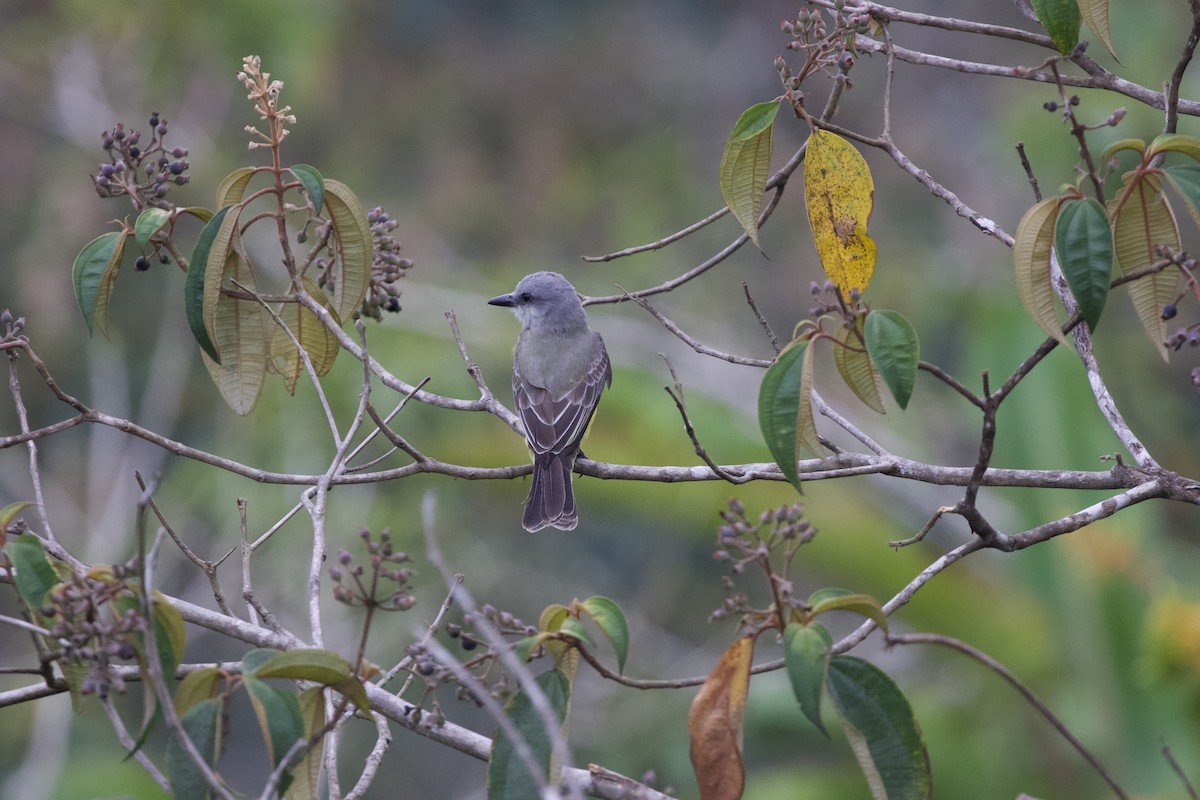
[889,632,1128,800]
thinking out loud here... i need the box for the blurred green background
[1,1,1199,797]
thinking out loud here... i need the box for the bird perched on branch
[488,271,611,531]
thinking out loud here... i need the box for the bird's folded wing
[514,346,611,457]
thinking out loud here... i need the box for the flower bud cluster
[43,556,144,698]
[238,55,296,147]
[328,527,416,610]
[360,207,414,321]
[1,308,26,341]
[93,112,191,209]
[710,498,815,623]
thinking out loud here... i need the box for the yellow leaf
[1109,174,1179,361]
[689,636,755,800]
[804,130,877,298]
[269,279,340,394]
[1012,197,1068,345]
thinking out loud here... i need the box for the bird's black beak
[488,293,516,307]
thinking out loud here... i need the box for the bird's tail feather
[523,453,577,532]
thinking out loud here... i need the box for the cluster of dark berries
[360,207,413,321]
[42,557,144,698]
[1,308,26,341]
[93,113,191,208]
[329,528,416,611]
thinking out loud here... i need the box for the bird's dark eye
[520,292,533,303]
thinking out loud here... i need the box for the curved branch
[889,632,1129,799]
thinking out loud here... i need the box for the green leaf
[1164,164,1200,229]
[201,207,244,349]
[254,648,370,713]
[242,648,282,676]
[579,596,630,674]
[244,675,305,777]
[323,179,373,322]
[166,697,222,800]
[2,535,59,611]
[488,669,572,800]
[514,635,543,664]
[556,615,594,649]
[1110,173,1180,361]
[810,591,889,634]
[173,667,222,717]
[1149,134,1200,162]
[254,647,351,683]
[289,164,325,216]
[178,206,214,224]
[185,206,232,362]
[153,591,187,678]
[1054,196,1113,332]
[1078,0,1117,60]
[1098,138,1145,166]
[215,166,258,209]
[201,252,268,415]
[797,335,821,457]
[833,317,887,414]
[1030,0,1081,54]
[0,501,34,546]
[864,310,919,410]
[758,339,809,493]
[826,656,932,800]
[113,590,185,681]
[72,231,126,337]
[784,622,833,737]
[286,688,325,800]
[134,208,170,248]
[1013,197,1068,345]
[719,102,779,250]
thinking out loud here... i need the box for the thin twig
[889,632,1129,800]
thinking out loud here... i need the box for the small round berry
[134,256,150,271]
[1162,303,1178,320]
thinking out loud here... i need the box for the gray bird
[488,272,611,531]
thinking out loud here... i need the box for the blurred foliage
[2,1,1200,798]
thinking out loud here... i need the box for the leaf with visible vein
[1013,197,1067,345]
[323,179,373,322]
[719,102,779,250]
[1110,173,1179,361]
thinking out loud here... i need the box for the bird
[488,271,611,531]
